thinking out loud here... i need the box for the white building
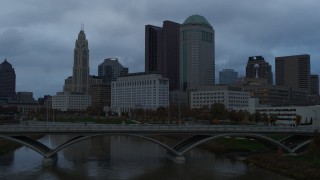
[256,105,320,127]
[190,86,250,110]
[111,73,169,113]
[52,93,91,111]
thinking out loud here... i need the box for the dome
[183,15,212,27]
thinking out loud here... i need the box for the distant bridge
[0,123,316,166]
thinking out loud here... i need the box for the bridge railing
[0,123,315,134]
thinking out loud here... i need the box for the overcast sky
[1,0,320,98]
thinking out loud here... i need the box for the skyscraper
[145,20,180,90]
[246,56,273,84]
[180,15,215,91]
[310,74,319,96]
[0,59,16,99]
[98,58,128,85]
[72,26,89,94]
[219,69,238,85]
[275,54,310,93]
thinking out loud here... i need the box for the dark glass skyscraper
[310,74,319,96]
[145,20,180,91]
[0,59,16,99]
[98,58,128,85]
[275,54,310,93]
[246,56,273,84]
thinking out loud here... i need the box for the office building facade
[111,73,169,113]
[310,74,319,96]
[190,86,250,110]
[52,93,91,111]
[219,69,238,85]
[275,54,310,93]
[90,84,111,107]
[98,58,128,85]
[0,59,16,100]
[145,20,180,91]
[180,15,215,91]
[246,56,273,84]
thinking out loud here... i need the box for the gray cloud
[1,0,320,97]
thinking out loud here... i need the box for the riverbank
[245,153,320,179]
[198,135,320,179]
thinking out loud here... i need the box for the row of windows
[192,100,248,104]
[112,80,159,87]
[193,92,248,96]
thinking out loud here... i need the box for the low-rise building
[111,73,169,113]
[190,85,250,110]
[52,92,91,111]
[256,105,320,126]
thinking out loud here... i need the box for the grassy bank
[197,134,320,179]
[245,153,320,179]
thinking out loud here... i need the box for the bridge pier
[42,154,58,167]
[167,154,186,164]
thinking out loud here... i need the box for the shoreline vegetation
[198,134,320,179]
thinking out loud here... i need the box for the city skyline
[1,0,320,97]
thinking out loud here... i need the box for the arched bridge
[0,123,315,166]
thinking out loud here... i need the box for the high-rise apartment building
[72,26,89,94]
[219,69,238,85]
[310,74,319,96]
[275,54,310,93]
[98,58,128,85]
[0,59,16,100]
[246,56,273,84]
[145,20,180,91]
[180,15,215,91]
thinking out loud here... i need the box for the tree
[269,114,278,125]
[229,110,240,123]
[295,114,302,126]
[210,103,227,120]
[260,113,269,125]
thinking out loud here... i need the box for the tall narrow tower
[0,59,16,99]
[72,25,90,94]
[180,15,215,91]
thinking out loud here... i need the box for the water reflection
[0,135,291,180]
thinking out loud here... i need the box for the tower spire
[81,24,84,31]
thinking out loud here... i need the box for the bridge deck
[0,123,315,135]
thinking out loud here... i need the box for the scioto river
[0,135,291,180]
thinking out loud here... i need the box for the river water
[0,135,291,180]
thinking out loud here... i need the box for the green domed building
[180,15,215,91]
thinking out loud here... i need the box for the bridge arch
[0,135,49,156]
[175,133,293,155]
[47,133,181,157]
[0,133,295,159]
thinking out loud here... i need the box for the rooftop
[183,15,212,27]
